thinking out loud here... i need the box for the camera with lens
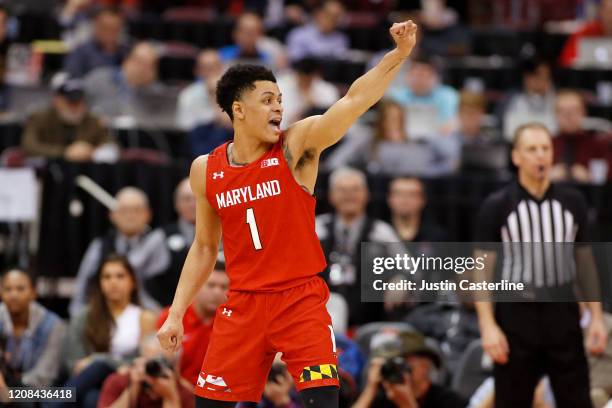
[145,356,173,378]
[380,356,412,384]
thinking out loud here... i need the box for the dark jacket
[21,106,110,158]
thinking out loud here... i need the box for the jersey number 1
[246,208,262,250]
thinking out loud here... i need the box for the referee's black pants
[494,302,592,408]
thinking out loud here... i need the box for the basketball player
[157,21,418,408]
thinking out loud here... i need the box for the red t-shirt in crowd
[554,131,612,181]
[559,21,605,67]
[98,372,194,408]
[157,305,214,385]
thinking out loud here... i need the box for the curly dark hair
[215,64,276,121]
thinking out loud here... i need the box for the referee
[474,123,608,408]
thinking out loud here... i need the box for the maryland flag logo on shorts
[299,364,339,383]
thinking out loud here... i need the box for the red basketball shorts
[193,276,339,402]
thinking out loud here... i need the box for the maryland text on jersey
[215,179,281,209]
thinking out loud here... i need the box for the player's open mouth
[269,118,281,135]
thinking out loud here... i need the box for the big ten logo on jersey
[261,158,279,168]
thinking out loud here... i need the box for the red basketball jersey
[205,136,327,292]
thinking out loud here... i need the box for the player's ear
[232,101,245,121]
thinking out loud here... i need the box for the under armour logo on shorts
[222,307,233,317]
[213,171,224,179]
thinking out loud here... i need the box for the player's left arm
[284,21,418,162]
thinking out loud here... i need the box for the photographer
[352,331,467,408]
[98,334,194,408]
[238,358,303,408]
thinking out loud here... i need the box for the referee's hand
[481,321,509,365]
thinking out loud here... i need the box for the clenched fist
[157,314,184,352]
[390,20,418,58]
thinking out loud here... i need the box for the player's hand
[157,314,184,353]
[586,316,608,355]
[389,20,418,58]
[480,321,509,365]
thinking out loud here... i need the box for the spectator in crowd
[69,187,170,316]
[324,100,456,176]
[277,57,339,128]
[474,0,574,28]
[98,334,194,408]
[0,269,66,389]
[417,0,470,57]
[84,41,165,122]
[146,178,196,307]
[388,177,448,245]
[58,0,96,47]
[388,55,459,137]
[385,177,450,317]
[263,0,309,30]
[334,332,365,390]
[550,89,608,183]
[187,70,234,156]
[59,254,157,407]
[176,49,225,131]
[0,55,10,113]
[502,58,556,140]
[219,12,273,66]
[353,330,468,408]
[63,7,129,79]
[21,76,113,162]
[448,90,506,172]
[98,0,140,15]
[156,263,229,385]
[559,0,612,67]
[316,167,401,326]
[0,6,12,58]
[286,0,349,62]
[178,50,233,155]
[453,91,500,146]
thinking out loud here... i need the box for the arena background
[0,0,611,407]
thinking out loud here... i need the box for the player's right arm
[157,155,221,352]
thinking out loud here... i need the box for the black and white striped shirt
[476,182,588,289]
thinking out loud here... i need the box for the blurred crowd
[1,0,612,407]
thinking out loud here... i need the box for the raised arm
[285,21,417,159]
[157,155,222,351]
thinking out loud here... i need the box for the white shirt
[110,304,142,360]
[176,80,217,130]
